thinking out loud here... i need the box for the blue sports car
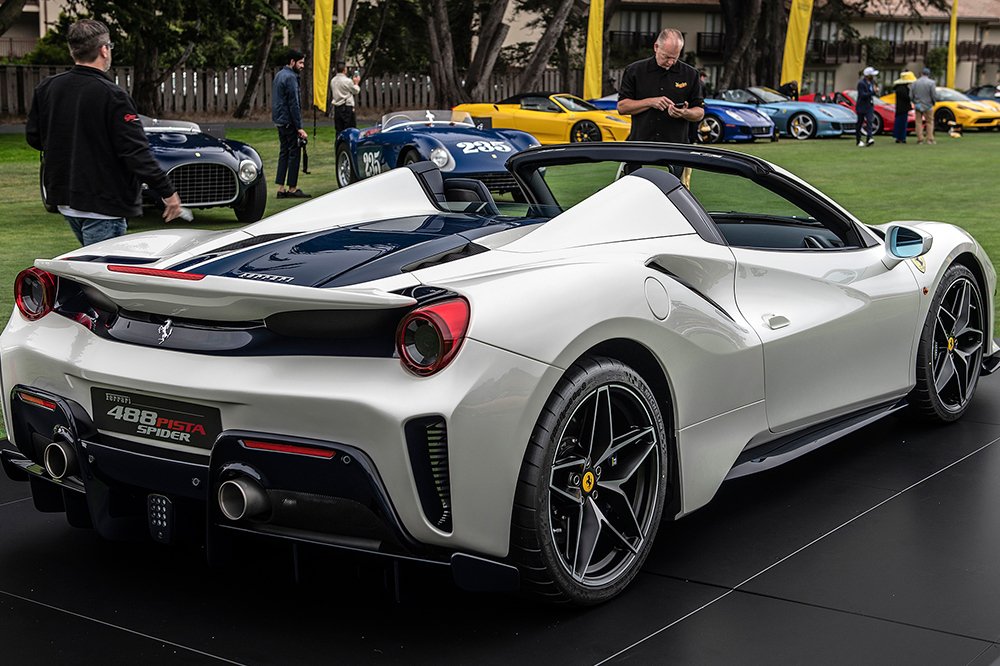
[715,87,857,140]
[587,94,775,143]
[335,110,538,194]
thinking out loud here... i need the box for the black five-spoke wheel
[912,264,985,421]
[512,356,668,604]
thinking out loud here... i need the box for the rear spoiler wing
[36,259,416,321]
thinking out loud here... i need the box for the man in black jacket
[272,49,310,198]
[26,19,182,246]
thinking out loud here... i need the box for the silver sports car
[2,143,997,605]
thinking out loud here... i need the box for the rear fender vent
[405,417,452,533]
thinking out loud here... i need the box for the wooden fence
[0,65,613,119]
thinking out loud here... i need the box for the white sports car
[2,143,997,605]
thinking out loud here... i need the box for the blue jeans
[63,215,127,246]
[892,112,908,142]
[856,107,876,142]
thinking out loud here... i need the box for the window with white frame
[804,70,836,95]
[930,23,950,48]
[705,13,723,34]
[620,10,658,35]
[875,21,906,43]
[810,20,839,47]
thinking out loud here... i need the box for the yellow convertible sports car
[454,93,632,143]
[881,86,1000,131]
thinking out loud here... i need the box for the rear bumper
[0,386,520,592]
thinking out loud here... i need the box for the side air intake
[405,417,452,533]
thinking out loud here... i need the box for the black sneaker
[286,189,311,198]
[276,190,288,199]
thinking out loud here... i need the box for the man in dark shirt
[618,28,704,144]
[272,49,310,198]
[26,19,181,246]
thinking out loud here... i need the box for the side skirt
[725,399,908,480]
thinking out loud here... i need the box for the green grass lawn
[1,128,999,439]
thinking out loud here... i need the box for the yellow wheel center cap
[948,337,956,352]
[582,471,595,493]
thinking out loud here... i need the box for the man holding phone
[618,28,704,144]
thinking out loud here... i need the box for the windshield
[140,115,202,133]
[553,95,598,112]
[381,110,475,130]
[936,88,971,102]
[749,87,789,103]
[844,90,891,108]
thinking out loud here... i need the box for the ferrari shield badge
[912,256,927,273]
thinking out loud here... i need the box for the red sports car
[801,90,915,135]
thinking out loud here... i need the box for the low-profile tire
[787,112,816,140]
[233,177,267,224]
[698,114,724,144]
[935,108,956,133]
[910,264,985,422]
[871,113,883,135]
[510,356,669,605]
[336,144,356,188]
[570,120,602,142]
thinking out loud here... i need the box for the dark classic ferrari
[41,116,267,224]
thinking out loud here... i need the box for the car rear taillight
[14,267,57,321]
[396,298,470,376]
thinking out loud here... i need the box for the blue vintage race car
[335,110,538,193]
[587,93,775,143]
[41,116,267,223]
[715,87,857,140]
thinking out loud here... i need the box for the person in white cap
[856,66,879,146]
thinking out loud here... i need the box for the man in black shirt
[26,19,181,246]
[618,28,704,144]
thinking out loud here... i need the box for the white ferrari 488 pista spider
[2,143,997,605]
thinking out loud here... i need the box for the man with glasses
[617,28,705,144]
[26,19,182,246]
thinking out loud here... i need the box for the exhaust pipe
[43,439,78,480]
[218,477,270,521]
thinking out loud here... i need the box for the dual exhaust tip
[44,434,269,523]
[218,476,270,521]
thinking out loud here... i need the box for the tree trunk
[518,0,575,92]
[299,6,314,112]
[0,0,29,36]
[335,0,360,67]
[466,0,510,95]
[717,0,762,92]
[131,39,162,115]
[426,0,466,106]
[234,0,281,119]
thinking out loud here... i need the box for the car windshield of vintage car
[140,115,202,133]
[749,87,789,103]
[381,110,475,131]
[553,95,599,112]
[936,88,972,102]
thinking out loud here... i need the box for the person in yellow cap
[892,70,916,143]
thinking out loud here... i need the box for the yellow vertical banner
[947,0,959,88]
[583,0,604,100]
[780,0,813,87]
[313,0,334,111]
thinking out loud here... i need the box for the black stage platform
[2,376,1000,665]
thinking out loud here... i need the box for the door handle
[764,314,790,330]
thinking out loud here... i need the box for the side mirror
[883,223,933,269]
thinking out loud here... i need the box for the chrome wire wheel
[788,113,815,140]
[913,265,984,421]
[511,356,668,604]
[547,383,660,586]
[335,147,354,188]
[699,115,723,143]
